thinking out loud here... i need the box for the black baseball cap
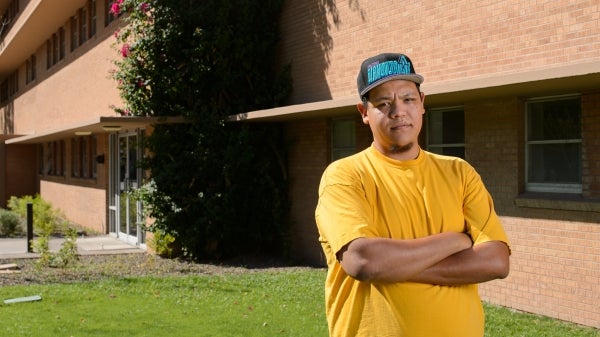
[357,53,424,99]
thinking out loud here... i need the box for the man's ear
[357,103,369,124]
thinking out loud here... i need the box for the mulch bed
[0,253,312,287]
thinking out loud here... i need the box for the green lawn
[0,269,597,337]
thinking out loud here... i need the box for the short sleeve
[315,161,377,256]
[462,165,510,248]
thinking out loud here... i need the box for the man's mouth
[391,123,411,130]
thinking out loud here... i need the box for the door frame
[108,130,146,247]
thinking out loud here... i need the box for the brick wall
[286,113,371,265]
[480,217,600,328]
[460,94,600,328]
[2,1,119,233]
[2,144,37,206]
[278,0,600,104]
[464,97,523,211]
[279,0,600,328]
[285,118,330,264]
[582,90,600,198]
[288,94,600,328]
[40,180,107,234]
[37,135,108,234]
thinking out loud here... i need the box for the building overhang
[0,0,91,78]
[4,116,186,144]
[229,60,600,122]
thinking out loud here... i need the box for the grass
[0,268,598,337]
[484,303,599,337]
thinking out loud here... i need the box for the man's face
[358,79,425,160]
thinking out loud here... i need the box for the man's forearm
[408,241,510,286]
[339,232,473,283]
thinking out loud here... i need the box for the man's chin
[390,142,414,154]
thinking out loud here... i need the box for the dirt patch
[0,253,314,287]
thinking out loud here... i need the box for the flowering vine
[110,0,156,116]
[108,0,292,260]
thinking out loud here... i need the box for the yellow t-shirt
[315,145,509,337]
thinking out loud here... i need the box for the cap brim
[360,74,424,97]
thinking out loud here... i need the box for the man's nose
[388,100,407,118]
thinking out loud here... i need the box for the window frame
[71,136,97,179]
[524,94,582,194]
[105,0,122,26]
[331,117,357,161]
[425,106,465,159]
[25,55,36,84]
[70,15,79,52]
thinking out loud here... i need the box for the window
[70,15,79,51]
[26,55,36,84]
[46,143,54,175]
[37,145,44,175]
[44,141,66,176]
[59,27,65,60]
[69,2,95,51]
[79,7,88,45]
[526,95,581,193]
[46,29,64,69]
[52,33,59,64]
[91,135,98,178]
[0,71,18,104]
[89,0,97,38]
[46,40,51,69]
[0,80,6,104]
[426,107,465,159]
[105,0,122,26]
[72,136,97,178]
[331,118,356,161]
[0,0,19,39]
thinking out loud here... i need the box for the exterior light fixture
[102,125,121,132]
[74,131,92,136]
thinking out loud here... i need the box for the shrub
[111,0,291,260]
[0,208,23,237]
[7,194,66,236]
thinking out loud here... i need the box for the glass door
[109,131,145,245]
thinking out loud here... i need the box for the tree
[111,0,291,260]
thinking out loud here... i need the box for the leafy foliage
[7,194,64,235]
[111,0,291,259]
[0,208,23,237]
[7,195,79,268]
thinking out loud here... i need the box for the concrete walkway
[0,235,145,259]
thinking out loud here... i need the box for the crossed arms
[338,233,510,285]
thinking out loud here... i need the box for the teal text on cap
[367,55,412,85]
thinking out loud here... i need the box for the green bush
[33,226,79,269]
[7,194,66,236]
[111,0,291,260]
[0,208,23,237]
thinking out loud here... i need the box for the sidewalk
[0,235,145,259]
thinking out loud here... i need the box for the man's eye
[377,102,391,109]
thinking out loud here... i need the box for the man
[315,53,510,337]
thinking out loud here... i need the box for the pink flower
[110,0,124,15]
[140,3,150,13]
[113,29,120,38]
[120,43,131,57]
[110,3,120,15]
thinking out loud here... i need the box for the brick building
[232,0,600,329]
[1,0,599,329]
[0,0,178,248]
